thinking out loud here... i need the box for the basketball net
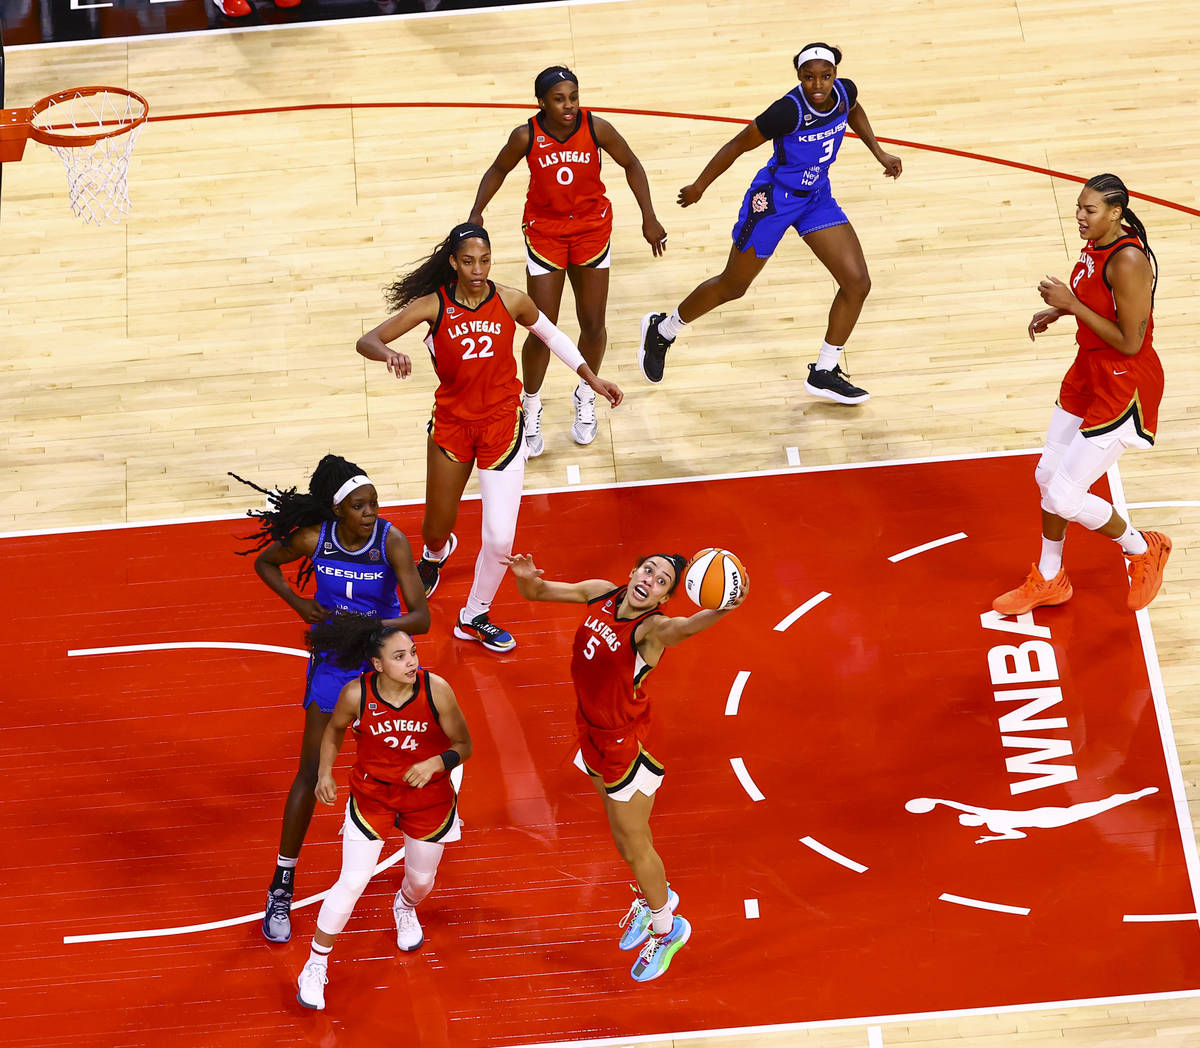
[31,89,148,226]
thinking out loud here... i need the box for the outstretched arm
[847,104,902,178]
[503,553,614,604]
[355,293,441,380]
[593,117,667,256]
[678,123,767,207]
[468,124,530,224]
[636,577,749,660]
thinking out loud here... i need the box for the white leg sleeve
[314,811,385,936]
[1044,430,1126,530]
[1035,406,1084,503]
[463,456,525,620]
[399,834,446,908]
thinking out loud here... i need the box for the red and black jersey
[423,282,522,422]
[1070,230,1155,355]
[351,669,451,786]
[524,109,610,223]
[570,586,663,735]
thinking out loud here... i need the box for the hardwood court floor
[2,0,1199,1044]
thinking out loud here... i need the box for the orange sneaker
[1126,531,1172,611]
[992,564,1073,615]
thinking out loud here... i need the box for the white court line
[1,448,1044,539]
[799,836,868,874]
[730,758,765,802]
[65,847,406,944]
[774,591,832,632]
[743,899,760,919]
[1123,913,1200,922]
[1126,500,1200,509]
[888,532,968,563]
[938,892,1029,916]
[868,1027,884,1048]
[785,446,801,466]
[68,641,308,659]
[724,671,751,716]
[566,465,582,485]
[1108,462,1200,929]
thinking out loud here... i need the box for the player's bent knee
[1045,474,1085,522]
[402,870,436,904]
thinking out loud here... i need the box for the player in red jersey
[504,551,747,983]
[356,222,621,654]
[469,66,667,456]
[295,613,472,1012]
[993,174,1170,615]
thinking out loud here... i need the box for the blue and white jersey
[311,518,403,618]
[753,78,858,194]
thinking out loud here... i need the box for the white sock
[308,942,332,967]
[423,539,451,562]
[522,389,541,411]
[658,309,686,341]
[649,901,674,936]
[1118,525,1148,557]
[1037,537,1065,579]
[576,379,595,401]
[815,340,843,372]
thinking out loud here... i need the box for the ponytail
[383,222,491,312]
[1083,173,1158,301]
[308,611,409,670]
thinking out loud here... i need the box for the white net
[32,90,147,226]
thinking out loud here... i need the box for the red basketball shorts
[522,211,612,274]
[1057,346,1163,445]
[429,404,524,471]
[348,766,458,842]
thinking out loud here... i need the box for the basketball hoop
[0,86,149,225]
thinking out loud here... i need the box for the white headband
[332,474,372,506]
[796,46,837,68]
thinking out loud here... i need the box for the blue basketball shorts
[731,177,848,258]
[303,654,363,713]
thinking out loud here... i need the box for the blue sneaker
[618,887,680,951]
[630,914,691,983]
[453,612,516,654]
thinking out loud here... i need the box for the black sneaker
[638,312,673,384]
[803,363,871,405]
[416,532,458,597]
[453,612,516,653]
[262,886,293,943]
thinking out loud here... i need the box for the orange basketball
[684,548,748,610]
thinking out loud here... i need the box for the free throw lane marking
[888,532,968,563]
[774,591,832,632]
[724,670,751,715]
[799,836,869,874]
[938,892,1030,916]
[730,757,765,802]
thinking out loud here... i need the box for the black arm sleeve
[754,94,800,139]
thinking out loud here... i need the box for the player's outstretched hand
[677,184,703,208]
[315,774,338,805]
[384,348,412,379]
[643,217,668,257]
[403,756,443,789]
[591,376,623,408]
[502,553,543,581]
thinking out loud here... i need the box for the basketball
[684,548,748,610]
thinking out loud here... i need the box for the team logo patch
[604,600,614,612]
[368,702,377,711]
[369,548,381,561]
[324,542,333,551]
[536,135,547,145]
[752,191,769,214]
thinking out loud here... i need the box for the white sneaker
[571,386,598,445]
[394,892,425,951]
[523,395,545,457]
[296,958,328,1010]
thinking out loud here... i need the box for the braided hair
[229,453,367,587]
[383,222,491,312]
[308,611,409,670]
[1083,173,1158,301]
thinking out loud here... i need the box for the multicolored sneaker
[618,886,680,951]
[992,564,1073,615]
[803,362,870,404]
[630,914,691,983]
[417,533,458,597]
[296,959,328,1010]
[262,886,292,943]
[393,892,424,952]
[1126,530,1172,610]
[638,312,673,384]
[453,612,516,653]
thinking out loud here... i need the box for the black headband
[449,222,489,249]
[535,67,577,98]
[647,553,687,581]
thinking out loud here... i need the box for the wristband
[440,749,462,770]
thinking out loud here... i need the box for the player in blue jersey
[638,42,902,404]
[231,454,429,944]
